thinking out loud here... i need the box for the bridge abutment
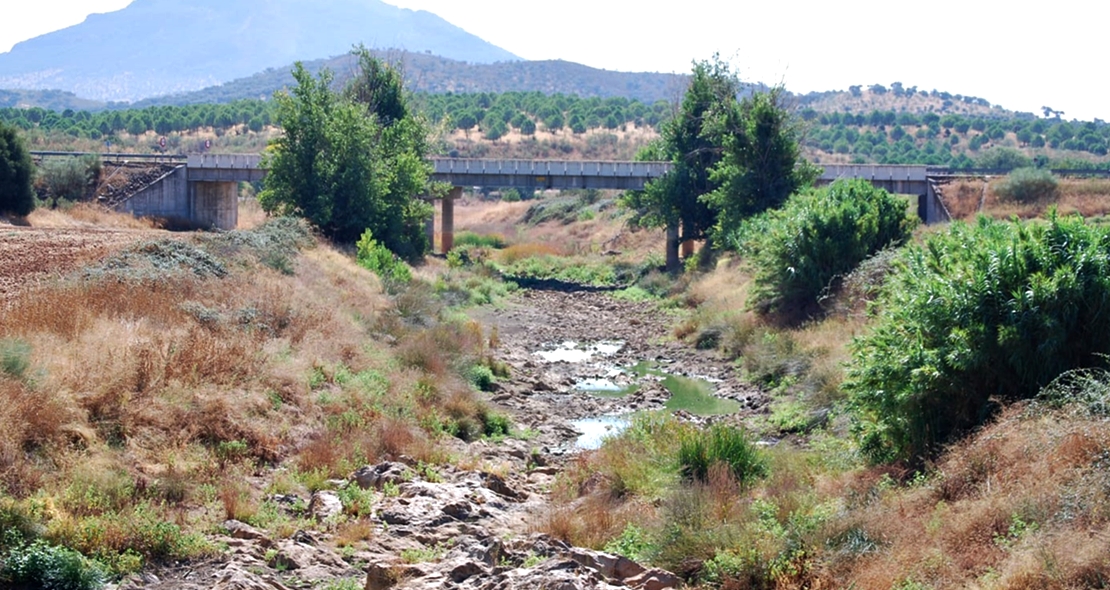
[190,181,239,230]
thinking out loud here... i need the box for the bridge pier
[441,186,461,254]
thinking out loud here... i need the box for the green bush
[453,231,507,249]
[1,541,106,590]
[0,339,32,380]
[993,167,1059,203]
[39,155,101,204]
[736,179,917,322]
[677,423,766,485]
[846,214,1110,463]
[464,364,495,392]
[356,229,412,286]
[0,120,35,216]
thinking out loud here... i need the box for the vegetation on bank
[0,217,513,585]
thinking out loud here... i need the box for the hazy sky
[2,0,1107,121]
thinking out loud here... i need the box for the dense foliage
[736,179,917,322]
[1,540,106,590]
[259,49,433,256]
[625,58,816,258]
[705,87,819,239]
[0,121,35,216]
[846,214,1110,463]
[623,60,735,246]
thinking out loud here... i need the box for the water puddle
[630,361,741,416]
[574,378,624,393]
[535,341,624,363]
[571,415,631,450]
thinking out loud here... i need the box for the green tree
[704,87,818,239]
[0,121,35,216]
[623,58,739,255]
[259,49,432,258]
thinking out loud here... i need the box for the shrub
[846,213,1110,463]
[0,339,32,380]
[453,231,507,249]
[736,179,917,323]
[1,541,106,590]
[39,155,101,204]
[464,364,495,392]
[993,167,1059,203]
[677,423,767,485]
[356,229,412,286]
[0,121,35,216]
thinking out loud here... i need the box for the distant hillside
[0,89,102,112]
[0,0,519,103]
[128,52,689,108]
[796,83,1020,118]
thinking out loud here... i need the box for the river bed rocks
[108,288,761,589]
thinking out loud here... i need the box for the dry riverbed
[103,287,763,590]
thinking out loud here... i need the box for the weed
[1,540,106,590]
[603,523,653,562]
[0,338,32,380]
[400,541,450,563]
[678,424,767,486]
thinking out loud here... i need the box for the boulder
[352,462,412,490]
[221,520,271,546]
[308,490,343,521]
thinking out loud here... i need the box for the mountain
[127,51,688,108]
[0,0,519,103]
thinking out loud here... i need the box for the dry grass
[26,203,158,229]
[940,179,988,220]
[237,196,268,229]
[0,210,503,569]
[451,196,666,264]
[951,176,1110,220]
[828,405,1110,589]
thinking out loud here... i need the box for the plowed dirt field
[0,226,157,304]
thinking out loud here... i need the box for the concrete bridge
[31,152,952,252]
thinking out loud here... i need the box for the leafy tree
[260,49,432,258]
[704,87,818,239]
[0,121,35,216]
[625,58,815,261]
[623,58,739,252]
[975,147,1031,170]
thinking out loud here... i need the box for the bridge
[33,152,956,252]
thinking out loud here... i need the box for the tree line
[804,108,1110,167]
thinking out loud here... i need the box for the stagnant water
[571,415,631,449]
[539,341,742,447]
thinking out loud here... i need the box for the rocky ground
[98,287,763,590]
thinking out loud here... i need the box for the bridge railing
[187,154,263,169]
[430,158,672,179]
[30,151,186,164]
[819,164,928,182]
